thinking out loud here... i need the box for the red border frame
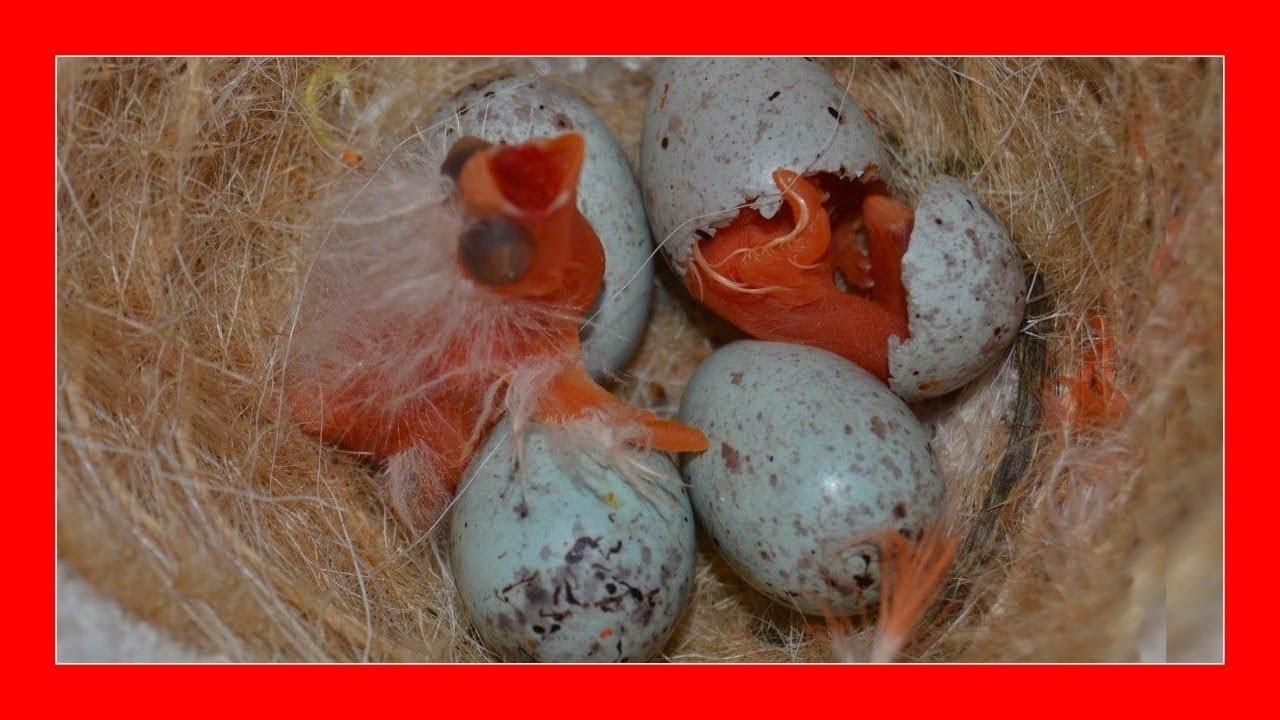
[34,1,1252,713]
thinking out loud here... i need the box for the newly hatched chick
[286,132,706,530]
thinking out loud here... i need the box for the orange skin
[686,170,913,382]
[1044,314,1128,430]
[290,134,706,497]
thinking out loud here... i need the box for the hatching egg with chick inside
[642,58,1025,400]
[429,75,654,377]
[678,340,945,615]
[450,419,697,662]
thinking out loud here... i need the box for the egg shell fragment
[679,341,944,615]
[640,57,889,275]
[429,76,653,376]
[450,420,697,662]
[888,176,1026,400]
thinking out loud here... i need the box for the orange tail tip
[539,362,708,453]
[868,523,957,663]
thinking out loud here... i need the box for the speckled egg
[640,57,888,273]
[678,341,944,615]
[450,420,697,662]
[429,76,653,376]
[888,176,1026,400]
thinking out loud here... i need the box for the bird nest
[56,57,1222,662]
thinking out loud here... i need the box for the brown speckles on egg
[754,118,773,143]
[966,226,982,253]
[720,442,741,472]
[869,416,886,440]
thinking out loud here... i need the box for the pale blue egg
[679,340,944,615]
[450,420,696,662]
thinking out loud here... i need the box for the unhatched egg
[450,420,697,662]
[678,341,944,615]
[429,76,653,376]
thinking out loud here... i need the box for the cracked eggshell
[679,341,944,615]
[889,176,1026,401]
[450,420,696,662]
[429,76,652,376]
[640,57,889,275]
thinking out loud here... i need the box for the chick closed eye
[458,215,535,286]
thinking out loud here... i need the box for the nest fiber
[56,57,1222,662]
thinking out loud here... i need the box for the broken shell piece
[887,176,1026,401]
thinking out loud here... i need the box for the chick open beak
[456,133,585,218]
[453,133,597,305]
[455,132,708,454]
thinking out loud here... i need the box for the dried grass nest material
[56,57,1223,662]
